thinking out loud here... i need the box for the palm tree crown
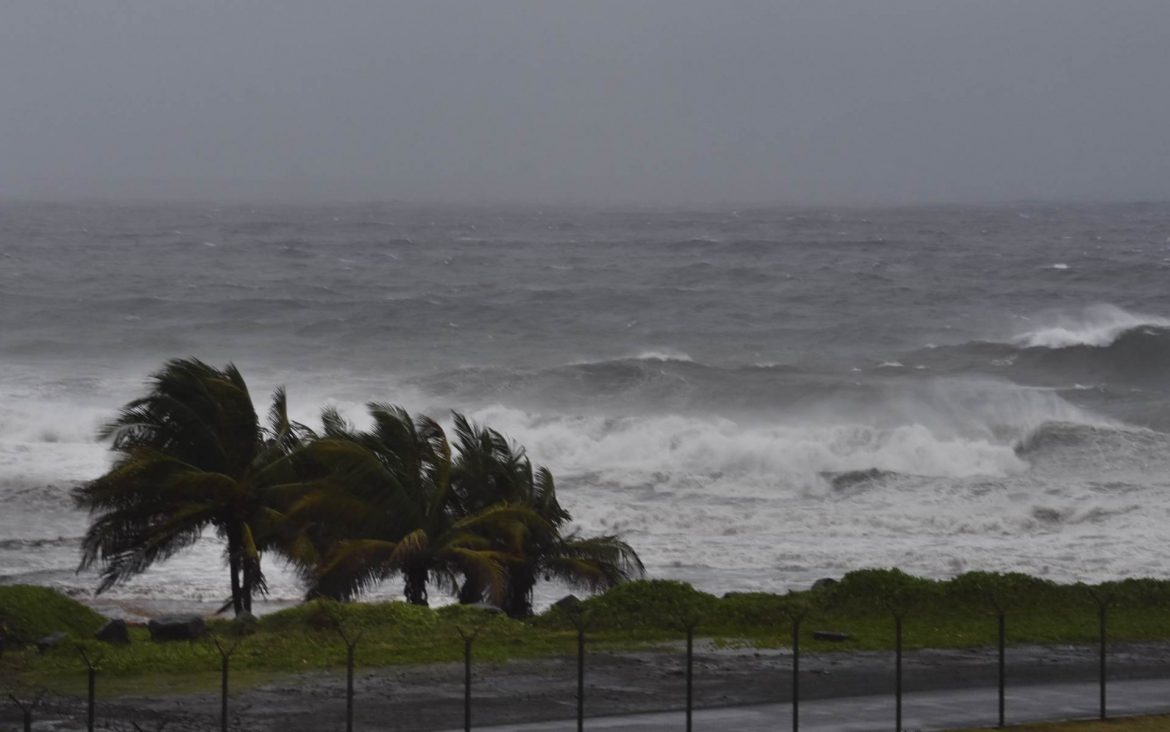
[74,358,303,615]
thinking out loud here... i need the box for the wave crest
[1014,305,1170,349]
[462,405,1034,494]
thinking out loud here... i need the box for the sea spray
[3,202,1170,610]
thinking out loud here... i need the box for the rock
[552,594,582,612]
[148,614,206,642]
[812,630,851,642]
[36,631,68,654]
[231,611,259,636]
[811,578,839,591]
[95,619,131,645]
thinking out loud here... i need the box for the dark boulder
[35,631,68,654]
[811,578,839,591]
[812,630,852,642]
[552,595,582,613]
[148,615,206,642]
[230,611,259,637]
[95,619,131,645]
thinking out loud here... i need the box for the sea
[2,200,1169,618]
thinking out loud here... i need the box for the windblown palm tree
[450,414,645,617]
[284,404,542,605]
[74,358,306,615]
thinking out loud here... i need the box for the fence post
[211,636,240,732]
[76,646,103,732]
[1086,587,1113,722]
[685,624,694,732]
[7,693,42,732]
[556,601,590,732]
[334,624,364,732]
[670,606,705,732]
[451,617,489,729]
[1098,601,1107,720]
[576,624,586,732]
[894,613,903,732]
[792,615,801,732]
[779,595,811,732]
[997,611,1005,729]
[464,635,472,732]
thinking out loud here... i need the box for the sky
[2,1,1169,206]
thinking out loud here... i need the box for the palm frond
[312,539,400,600]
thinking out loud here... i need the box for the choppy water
[2,201,1169,616]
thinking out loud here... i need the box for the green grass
[6,570,1170,697]
[0,585,105,643]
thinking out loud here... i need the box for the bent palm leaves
[451,415,644,616]
[74,359,303,615]
[286,404,546,604]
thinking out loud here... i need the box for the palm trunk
[458,577,485,605]
[226,523,247,616]
[503,564,536,618]
[228,548,243,616]
[404,566,430,606]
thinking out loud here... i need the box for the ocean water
[2,200,1169,616]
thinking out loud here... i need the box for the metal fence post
[1083,588,1113,722]
[7,693,41,732]
[997,612,1005,729]
[894,614,903,732]
[334,624,363,732]
[456,609,498,732]
[685,624,694,732]
[464,635,473,732]
[222,652,230,732]
[211,636,240,732]
[576,624,586,732]
[347,641,356,732]
[1098,601,1107,720]
[792,615,801,732]
[76,647,102,732]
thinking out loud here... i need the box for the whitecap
[631,349,695,363]
[1013,304,1170,349]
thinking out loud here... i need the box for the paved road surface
[453,678,1170,731]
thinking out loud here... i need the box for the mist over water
[2,201,1170,616]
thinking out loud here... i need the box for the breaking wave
[913,306,1170,389]
[1014,305,1170,349]
[463,405,1047,494]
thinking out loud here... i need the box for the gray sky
[2,1,1169,206]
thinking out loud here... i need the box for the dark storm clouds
[2,1,1168,205]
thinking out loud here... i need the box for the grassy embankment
[5,569,1170,696]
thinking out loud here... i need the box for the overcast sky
[2,1,1169,206]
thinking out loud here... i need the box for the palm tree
[74,358,306,615]
[450,415,645,617]
[284,404,542,605]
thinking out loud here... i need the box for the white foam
[1013,304,1170,349]
[630,349,695,363]
[464,405,1032,497]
